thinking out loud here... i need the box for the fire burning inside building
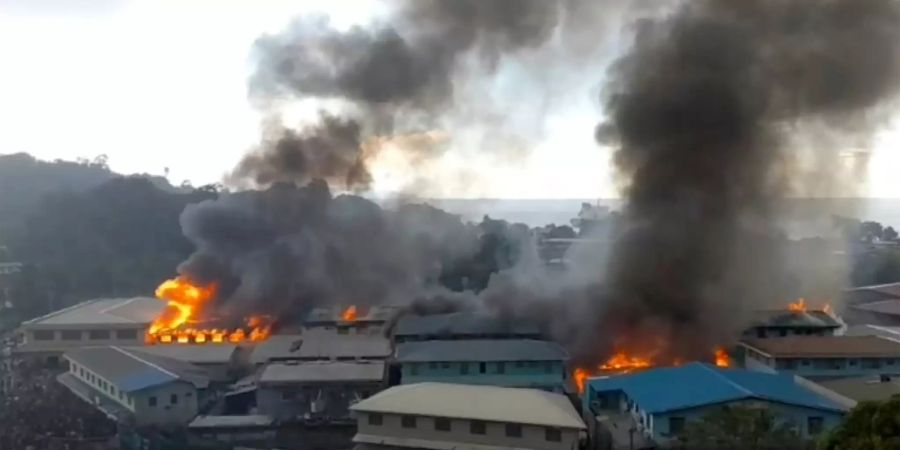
[146,276,272,345]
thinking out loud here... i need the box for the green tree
[676,405,809,450]
[820,394,900,450]
[883,226,898,242]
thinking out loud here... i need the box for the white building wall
[356,412,580,450]
[132,381,200,427]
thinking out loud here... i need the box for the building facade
[351,383,586,450]
[741,336,900,379]
[743,310,843,339]
[393,311,543,343]
[396,339,569,392]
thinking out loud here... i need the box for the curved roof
[352,382,585,429]
[585,362,848,414]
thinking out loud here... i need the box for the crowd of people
[0,357,117,450]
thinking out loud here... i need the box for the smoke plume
[582,0,900,362]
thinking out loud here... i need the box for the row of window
[71,362,135,407]
[366,413,562,442]
[667,415,824,435]
[147,392,190,407]
[409,361,556,376]
[747,350,900,370]
[33,329,138,341]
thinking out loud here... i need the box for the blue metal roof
[585,362,847,414]
[65,346,210,393]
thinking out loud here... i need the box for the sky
[1,0,898,199]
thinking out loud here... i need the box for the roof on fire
[395,339,568,362]
[742,335,900,358]
[304,305,401,324]
[22,297,164,328]
[352,382,586,429]
[259,361,385,384]
[585,362,850,414]
[394,312,542,338]
[65,346,210,392]
[749,310,842,328]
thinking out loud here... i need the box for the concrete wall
[356,411,581,450]
[744,348,900,379]
[400,360,566,392]
[132,381,200,427]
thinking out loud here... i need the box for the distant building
[304,305,401,336]
[125,344,242,382]
[843,324,900,340]
[583,363,852,448]
[17,297,164,362]
[395,339,569,392]
[843,282,900,305]
[256,360,385,423]
[816,374,900,403]
[350,382,586,450]
[249,332,391,367]
[393,311,543,343]
[59,346,210,427]
[743,309,843,339]
[845,299,900,326]
[742,336,900,379]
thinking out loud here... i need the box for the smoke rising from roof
[583,0,900,361]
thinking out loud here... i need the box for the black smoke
[583,0,900,361]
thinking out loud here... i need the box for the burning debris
[146,276,271,345]
[787,298,832,315]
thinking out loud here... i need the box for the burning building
[744,299,843,339]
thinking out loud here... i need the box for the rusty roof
[742,336,900,358]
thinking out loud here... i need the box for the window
[111,386,117,396]
[186,392,193,397]
[441,362,451,369]
[368,413,383,426]
[88,329,110,340]
[119,391,124,401]
[544,361,554,374]
[756,328,766,338]
[410,363,420,375]
[779,329,788,337]
[434,418,451,431]
[479,362,486,374]
[849,359,858,366]
[281,390,293,400]
[808,417,824,435]
[669,417,685,435]
[401,415,416,429]
[115,329,138,340]
[337,326,349,335]
[545,428,562,442]
[34,330,55,341]
[862,358,881,369]
[470,420,486,435]
[148,396,157,407]
[505,423,522,438]
[460,363,469,375]
[170,393,178,405]
[496,362,506,374]
[61,330,81,341]
[429,361,439,369]
[515,361,525,368]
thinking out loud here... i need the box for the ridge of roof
[112,346,178,379]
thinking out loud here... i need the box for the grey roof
[817,375,900,402]
[394,312,542,338]
[396,339,568,363]
[189,415,274,428]
[125,344,239,364]
[65,346,210,392]
[843,324,900,340]
[259,361,385,384]
[23,297,164,327]
[296,332,391,360]
[844,282,900,299]
[248,335,303,364]
[750,310,842,328]
[851,300,900,317]
[352,383,585,429]
[305,305,401,324]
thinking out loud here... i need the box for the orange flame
[342,305,358,322]
[599,352,653,372]
[714,347,730,368]
[574,367,589,394]
[146,276,272,345]
[787,298,833,314]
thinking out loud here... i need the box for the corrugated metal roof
[64,346,210,392]
[843,324,900,341]
[297,332,391,360]
[851,299,900,316]
[189,415,274,428]
[742,335,900,357]
[585,362,848,414]
[125,344,238,364]
[818,375,900,402]
[23,297,164,327]
[248,335,303,364]
[259,361,385,384]
[351,382,585,429]
[305,305,401,323]
[394,312,541,338]
[396,339,567,362]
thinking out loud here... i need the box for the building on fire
[393,311,543,343]
[59,346,211,427]
[582,362,853,448]
[256,360,386,423]
[16,297,164,363]
[742,309,843,339]
[395,339,570,392]
[303,305,401,336]
[350,382,586,450]
[741,335,900,379]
